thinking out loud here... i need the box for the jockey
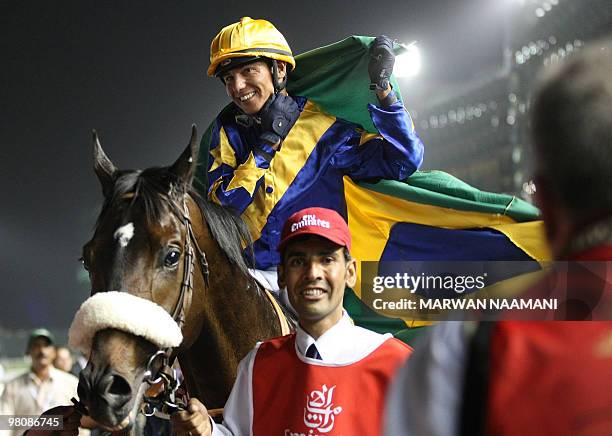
[172,207,412,435]
[200,17,425,293]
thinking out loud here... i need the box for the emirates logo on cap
[278,207,351,252]
[290,214,330,233]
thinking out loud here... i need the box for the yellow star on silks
[209,128,237,173]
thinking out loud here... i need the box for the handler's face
[279,236,356,334]
[222,60,282,115]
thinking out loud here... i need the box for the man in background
[0,329,81,436]
[53,346,74,374]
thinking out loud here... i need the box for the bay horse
[72,126,292,432]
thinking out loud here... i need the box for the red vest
[486,322,612,435]
[252,334,411,436]
[484,245,612,435]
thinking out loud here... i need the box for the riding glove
[368,35,396,91]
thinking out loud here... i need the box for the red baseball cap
[278,207,351,252]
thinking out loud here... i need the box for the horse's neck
[179,269,281,408]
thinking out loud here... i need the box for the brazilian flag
[197,36,550,345]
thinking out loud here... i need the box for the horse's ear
[92,130,117,198]
[169,125,200,186]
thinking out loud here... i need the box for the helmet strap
[271,60,287,93]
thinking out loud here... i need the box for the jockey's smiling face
[221,60,287,115]
[279,235,356,337]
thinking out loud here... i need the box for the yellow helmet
[208,17,296,77]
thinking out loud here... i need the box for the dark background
[0,0,507,341]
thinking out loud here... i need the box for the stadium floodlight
[394,42,421,78]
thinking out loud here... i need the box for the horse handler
[171,207,412,435]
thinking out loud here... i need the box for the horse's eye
[79,256,89,272]
[164,249,181,267]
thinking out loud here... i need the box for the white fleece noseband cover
[69,291,183,355]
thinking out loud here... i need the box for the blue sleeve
[331,101,424,181]
[207,120,277,215]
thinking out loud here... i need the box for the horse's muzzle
[78,363,133,427]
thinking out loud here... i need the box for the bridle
[141,193,210,416]
[170,194,210,328]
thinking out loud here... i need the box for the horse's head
[70,127,211,430]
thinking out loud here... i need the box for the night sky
[1,0,505,331]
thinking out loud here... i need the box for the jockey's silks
[251,334,410,435]
[204,96,423,270]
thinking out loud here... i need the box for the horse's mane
[95,166,254,278]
